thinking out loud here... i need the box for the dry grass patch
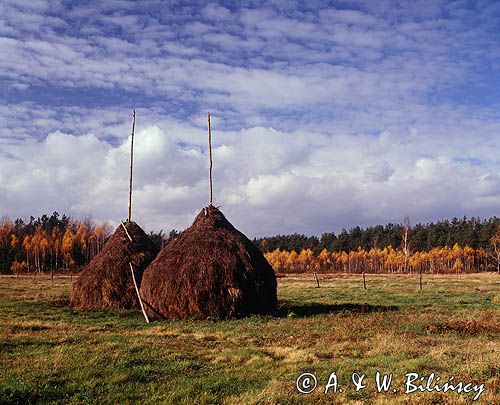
[0,273,498,404]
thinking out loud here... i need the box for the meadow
[0,273,499,404]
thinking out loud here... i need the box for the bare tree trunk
[491,232,500,272]
[128,109,136,222]
[402,216,411,273]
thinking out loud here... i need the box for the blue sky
[0,0,499,236]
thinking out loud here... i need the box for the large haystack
[71,221,159,310]
[140,205,277,320]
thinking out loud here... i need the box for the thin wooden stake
[129,262,149,323]
[313,272,320,288]
[120,220,148,323]
[362,272,367,290]
[120,220,132,242]
[419,270,423,291]
[208,112,213,206]
[128,110,136,222]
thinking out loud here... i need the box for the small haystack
[70,221,159,310]
[139,205,277,320]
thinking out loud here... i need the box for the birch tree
[402,216,411,273]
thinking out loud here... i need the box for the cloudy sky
[1,0,499,237]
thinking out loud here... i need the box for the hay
[70,221,159,310]
[140,205,277,320]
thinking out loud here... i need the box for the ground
[0,273,499,404]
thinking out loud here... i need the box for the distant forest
[0,212,498,274]
[253,216,500,254]
[0,212,171,275]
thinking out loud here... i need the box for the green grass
[0,273,499,404]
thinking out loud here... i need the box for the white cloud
[364,160,394,182]
[202,4,232,21]
[0,119,498,237]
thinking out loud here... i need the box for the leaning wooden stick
[128,109,136,222]
[120,220,132,242]
[120,220,149,323]
[208,112,213,206]
[129,262,149,323]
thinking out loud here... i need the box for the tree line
[260,216,500,274]
[1,213,498,275]
[254,216,500,254]
[0,212,169,276]
[264,244,498,275]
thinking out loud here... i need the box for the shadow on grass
[44,297,398,322]
[276,301,399,317]
[48,297,70,307]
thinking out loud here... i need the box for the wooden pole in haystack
[129,262,149,323]
[208,112,213,206]
[128,110,136,222]
[120,220,133,242]
[120,220,149,323]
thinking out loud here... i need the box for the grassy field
[0,273,499,404]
